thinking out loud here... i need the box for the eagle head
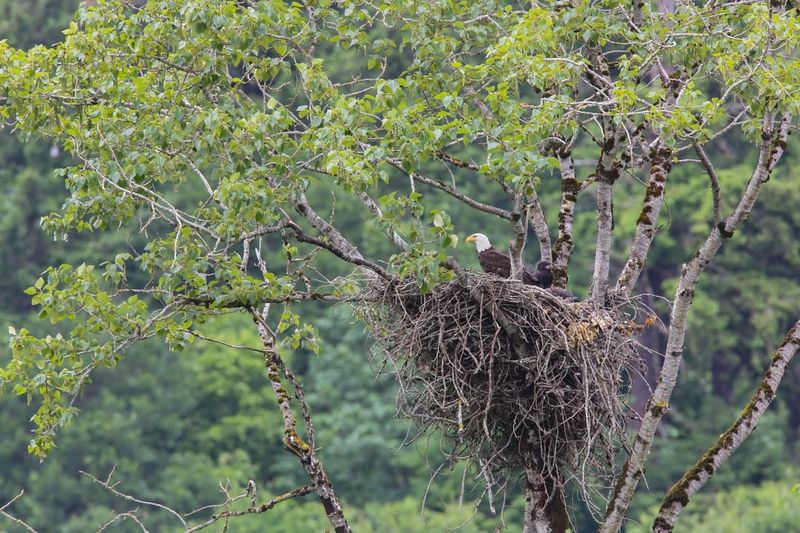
[465,233,492,252]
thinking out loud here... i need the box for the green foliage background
[0,1,798,532]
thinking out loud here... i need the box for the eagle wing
[477,248,512,278]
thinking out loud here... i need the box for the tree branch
[290,190,388,278]
[186,484,315,532]
[653,320,800,532]
[287,221,392,281]
[80,470,188,528]
[0,491,38,533]
[251,306,352,533]
[600,112,792,533]
[552,148,578,288]
[614,139,673,296]
[527,190,552,263]
[433,150,480,172]
[356,191,409,251]
[386,160,514,220]
[589,46,624,306]
[509,192,528,281]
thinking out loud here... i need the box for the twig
[0,491,38,533]
[186,485,315,533]
[80,470,187,528]
[97,511,149,532]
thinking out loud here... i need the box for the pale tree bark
[614,140,672,296]
[552,148,578,289]
[509,192,528,281]
[592,177,615,305]
[614,64,686,297]
[600,112,792,533]
[522,465,568,533]
[653,320,800,532]
[588,47,624,306]
[527,189,552,264]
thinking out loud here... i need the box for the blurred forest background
[1,1,799,532]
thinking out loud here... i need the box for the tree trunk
[523,465,568,533]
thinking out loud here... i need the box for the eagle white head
[465,233,492,252]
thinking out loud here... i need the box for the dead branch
[0,491,38,533]
[97,511,148,532]
[80,467,314,532]
[185,484,315,533]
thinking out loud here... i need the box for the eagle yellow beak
[465,234,476,243]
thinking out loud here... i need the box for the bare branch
[0,491,38,533]
[97,511,149,532]
[80,470,187,528]
[186,485,315,533]
[653,320,800,532]
[356,191,409,251]
[287,222,392,280]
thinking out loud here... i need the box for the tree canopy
[2,1,800,532]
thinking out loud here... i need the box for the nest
[359,272,642,503]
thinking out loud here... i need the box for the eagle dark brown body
[466,233,553,288]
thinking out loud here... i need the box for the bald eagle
[465,233,553,288]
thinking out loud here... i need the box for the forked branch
[0,491,37,533]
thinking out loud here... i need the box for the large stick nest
[359,272,642,497]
